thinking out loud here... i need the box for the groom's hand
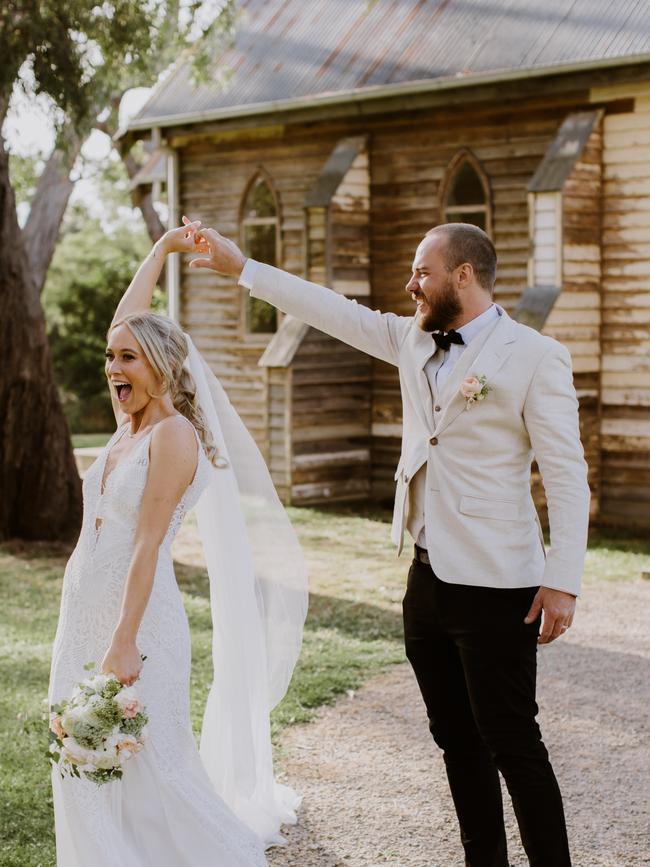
[189,227,246,278]
[524,587,576,644]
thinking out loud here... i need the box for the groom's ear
[456,262,474,287]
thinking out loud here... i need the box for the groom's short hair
[426,223,497,295]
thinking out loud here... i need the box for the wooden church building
[122,0,650,530]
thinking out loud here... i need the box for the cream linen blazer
[245,262,590,596]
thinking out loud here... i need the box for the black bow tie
[432,329,465,351]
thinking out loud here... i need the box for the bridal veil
[185,334,308,846]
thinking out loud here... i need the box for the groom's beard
[418,275,463,332]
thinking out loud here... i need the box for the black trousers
[402,554,571,867]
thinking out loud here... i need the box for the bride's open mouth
[113,382,133,402]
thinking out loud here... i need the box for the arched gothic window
[240,174,279,335]
[440,150,492,235]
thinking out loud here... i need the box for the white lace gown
[48,421,268,867]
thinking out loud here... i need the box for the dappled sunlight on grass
[1,508,647,865]
[71,432,112,449]
[173,507,407,741]
[583,532,650,584]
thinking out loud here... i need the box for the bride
[48,219,308,866]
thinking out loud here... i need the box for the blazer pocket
[459,495,520,522]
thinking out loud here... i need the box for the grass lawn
[71,433,112,449]
[1,508,648,866]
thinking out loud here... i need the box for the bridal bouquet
[48,661,149,785]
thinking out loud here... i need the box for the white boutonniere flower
[460,375,491,409]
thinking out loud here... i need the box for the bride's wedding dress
[48,418,267,866]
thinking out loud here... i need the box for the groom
[192,222,590,866]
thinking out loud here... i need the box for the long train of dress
[48,420,267,866]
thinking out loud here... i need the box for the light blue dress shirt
[430,304,500,393]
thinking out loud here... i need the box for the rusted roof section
[132,0,650,128]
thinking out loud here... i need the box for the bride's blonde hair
[109,312,223,467]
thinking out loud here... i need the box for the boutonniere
[460,375,491,409]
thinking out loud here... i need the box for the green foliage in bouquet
[48,659,149,786]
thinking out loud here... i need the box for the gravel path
[268,580,650,867]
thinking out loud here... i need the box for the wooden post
[166,146,181,323]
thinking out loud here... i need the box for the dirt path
[268,580,650,867]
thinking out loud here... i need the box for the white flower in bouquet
[93,746,120,770]
[61,704,94,733]
[87,673,111,692]
[48,659,149,786]
[105,729,122,751]
[61,737,93,767]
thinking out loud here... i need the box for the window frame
[438,149,493,237]
[238,169,282,343]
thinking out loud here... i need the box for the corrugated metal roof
[131,0,650,128]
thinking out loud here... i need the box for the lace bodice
[51,416,214,681]
[82,417,212,556]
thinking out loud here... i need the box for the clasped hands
[157,215,246,276]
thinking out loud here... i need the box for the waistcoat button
[434,405,441,412]
[430,436,438,446]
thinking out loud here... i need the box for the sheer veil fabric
[185,335,308,846]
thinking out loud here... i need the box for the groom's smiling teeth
[113,382,133,402]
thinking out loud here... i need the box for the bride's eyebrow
[105,347,139,354]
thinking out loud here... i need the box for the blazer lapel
[438,336,487,406]
[435,309,518,437]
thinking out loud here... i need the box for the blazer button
[430,436,438,446]
[404,474,409,484]
[434,405,441,412]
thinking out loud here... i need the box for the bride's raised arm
[106,218,208,426]
[110,217,207,327]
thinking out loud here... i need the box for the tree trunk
[22,128,167,298]
[23,128,83,300]
[0,138,82,541]
[122,150,166,242]
[121,148,167,286]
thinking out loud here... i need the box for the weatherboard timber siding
[330,150,371,297]
[541,117,604,522]
[293,160,372,504]
[178,129,344,457]
[289,333,372,505]
[247,138,373,506]
[367,96,589,500]
[267,367,291,500]
[591,80,650,528]
[172,67,650,525]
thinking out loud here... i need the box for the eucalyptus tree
[0,0,235,540]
